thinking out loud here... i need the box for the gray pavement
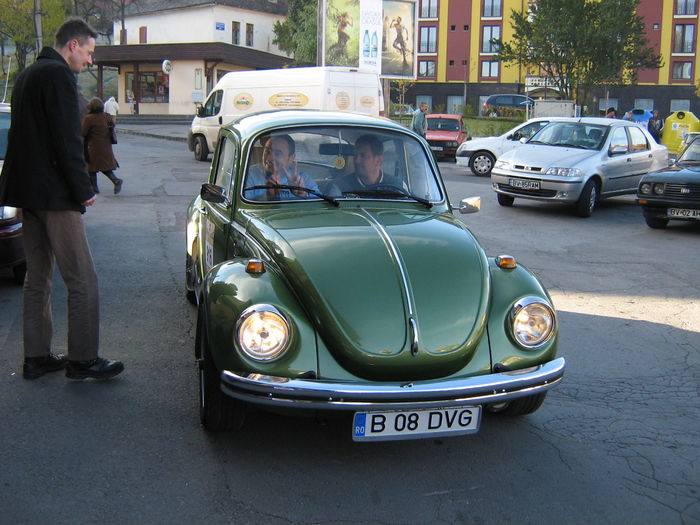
[116,122,190,143]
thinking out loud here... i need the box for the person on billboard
[390,16,409,64]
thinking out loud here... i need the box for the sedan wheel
[469,151,495,176]
[197,308,244,432]
[644,214,669,229]
[487,392,547,416]
[497,193,515,207]
[575,179,599,217]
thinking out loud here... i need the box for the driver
[244,134,319,200]
[338,134,406,192]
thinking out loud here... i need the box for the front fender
[201,259,319,378]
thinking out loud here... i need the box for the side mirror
[196,105,206,118]
[455,196,481,214]
[519,137,527,144]
[609,144,628,156]
[200,183,228,205]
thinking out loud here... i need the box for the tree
[64,0,141,44]
[0,0,66,71]
[497,0,661,107]
[273,0,317,65]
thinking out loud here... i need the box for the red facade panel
[445,0,472,81]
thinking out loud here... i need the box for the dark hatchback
[637,137,700,229]
[0,103,26,284]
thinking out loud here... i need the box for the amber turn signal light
[246,259,266,274]
[496,255,517,269]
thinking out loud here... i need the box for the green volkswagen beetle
[185,110,565,440]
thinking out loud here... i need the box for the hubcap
[474,156,492,174]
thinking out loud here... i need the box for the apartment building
[408,0,700,116]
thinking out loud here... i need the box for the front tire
[469,151,495,176]
[644,214,669,229]
[497,193,515,207]
[193,136,209,162]
[575,179,599,217]
[197,307,245,432]
[487,392,547,416]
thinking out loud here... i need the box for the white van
[187,66,385,161]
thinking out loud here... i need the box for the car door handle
[627,158,632,162]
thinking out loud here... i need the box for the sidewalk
[116,122,190,143]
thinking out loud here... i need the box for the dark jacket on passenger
[82,111,118,172]
[0,47,94,212]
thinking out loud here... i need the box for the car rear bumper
[220,357,566,411]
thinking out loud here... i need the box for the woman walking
[82,97,122,194]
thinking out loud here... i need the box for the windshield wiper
[243,184,339,206]
[557,143,587,149]
[344,184,433,208]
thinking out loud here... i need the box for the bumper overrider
[220,357,565,411]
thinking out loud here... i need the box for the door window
[609,127,629,154]
[628,126,649,152]
[212,136,237,196]
[203,90,223,117]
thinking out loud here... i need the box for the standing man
[104,96,120,124]
[0,19,124,380]
[411,102,428,138]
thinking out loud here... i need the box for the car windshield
[427,118,460,131]
[529,122,607,150]
[0,111,10,160]
[678,141,700,163]
[241,126,443,205]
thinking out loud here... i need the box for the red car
[425,114,468,160]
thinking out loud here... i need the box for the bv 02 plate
[352,406,481,442]
[509,178,541,190]
[667,207,700,219]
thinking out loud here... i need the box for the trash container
[661,111,700,155]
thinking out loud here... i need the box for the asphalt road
[0,133,698,524]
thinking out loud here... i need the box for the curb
[117,128,188,143]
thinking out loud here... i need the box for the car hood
[502,144,597,167]
[642,163,700,182]
[242,207,490,380]
[427,130,462,141]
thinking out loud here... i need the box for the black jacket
[0,47,94,211]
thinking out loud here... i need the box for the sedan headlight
[639,182,652,195]
[236,305,290,361]
[653,183,665,195]
[0,206,18,220]
[494,159,510,170]
[545,167,583,177]
[508,297,556,349]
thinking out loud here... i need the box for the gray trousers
[21,210,99,361]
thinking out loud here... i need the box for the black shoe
[23,353,67,380]
[113,179,123,194]
[65,357,124,380]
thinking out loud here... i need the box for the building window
[246,23,254,46]
[483,0,502,17]
[139,26,147,44]
[671,99,691,111]
[672,61,692,79]
[674,24,695,53]
[677,0,697,15]
[634,98,654,110]
[462,59,467,65]
[481,60,499,77]
[482,26,500,53]
[420,0,438,18]
[449,60,455,66]
[419,26,437,53]
[126,71,169,103]
[232,21,240,44]
[418,60,436,77]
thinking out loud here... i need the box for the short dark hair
[55,18,97,48]
[86,97,104,113]
[355,134,383,156]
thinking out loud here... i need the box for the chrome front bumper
[220,357,565,411]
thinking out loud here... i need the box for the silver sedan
[490,118,668,216]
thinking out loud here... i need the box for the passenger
[338,134,406,192]
[244,134,319,200]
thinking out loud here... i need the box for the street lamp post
[34,0,43,54]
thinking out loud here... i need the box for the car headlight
[0,206,18,220]
[508,297,556,349]
[448,141,458,147]
[236,305,290,361]
[653,183,665,195]
[494,160,510,170]
[545,167,583,177]
[639,183,652,195]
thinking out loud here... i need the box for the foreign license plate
[352,406,481,442]
[509,178,540,190]
[667,207,700,219]
[430,146,444,151]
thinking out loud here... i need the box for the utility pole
[34,0,43,54]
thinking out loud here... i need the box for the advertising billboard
[322,0,416,78]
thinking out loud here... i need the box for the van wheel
[193,136,209,161]
[575,179,598,217]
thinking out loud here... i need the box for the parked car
[482,94,534,116]
[0,103,26,284]
[491,117,668,217]
[637,137,700,229]
[456,117,558,176]
[185,110,565,439]
[425,114,468,160]
[390,103,415,116]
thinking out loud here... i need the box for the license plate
[509,178,540,190]
[352,405,481,442]
[668,207,700,219]
[430,146,444,151]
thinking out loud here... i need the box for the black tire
[497,193,515,207]
[644,214,669,229]
[469,151,495,177]
[12,262,26,285]
[193,136,209,162]
[487,392,547,416]
[197,308,245,432]
[185,254,197,305]
[575,179,599,217]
